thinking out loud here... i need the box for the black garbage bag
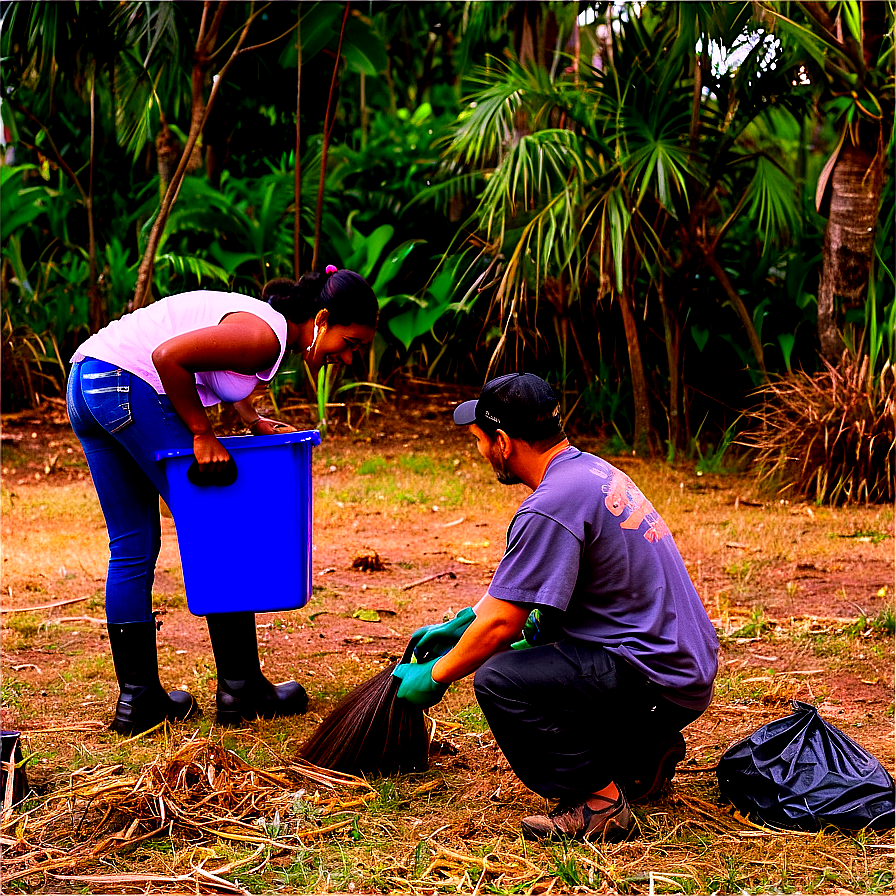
[717,700,895,831]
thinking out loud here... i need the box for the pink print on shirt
[602,471,671,543]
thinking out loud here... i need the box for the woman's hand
[192,431,231,469]
[249,417,297,435]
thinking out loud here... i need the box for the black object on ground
[299,642,429,775]
[1,730,28,805]
[717,699,895,830]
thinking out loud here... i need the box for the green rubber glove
[392,658,448,708]
[409,606,476,663]
[511,609,552,650]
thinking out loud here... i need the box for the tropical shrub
[741,351,895,505]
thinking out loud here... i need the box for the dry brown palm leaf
[739,352,895,505]
[298,641,430,775]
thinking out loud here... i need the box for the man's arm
[430,595,530,684]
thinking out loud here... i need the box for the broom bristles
[298,655,430,776]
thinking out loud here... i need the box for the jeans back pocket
[81,361,134,433]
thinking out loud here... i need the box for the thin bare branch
[312,2,350,271]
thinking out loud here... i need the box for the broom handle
[398,631,457,667]
[400,639,417,666]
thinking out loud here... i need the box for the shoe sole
[627,735,686,803]
[216,695,310,726]
[110,694,199,736]
[521,810,634,843]
[521,821,634,843]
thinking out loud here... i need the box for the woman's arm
[152,313,280,466]
[232,398,297,436]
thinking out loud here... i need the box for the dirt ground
[1,386,894,893]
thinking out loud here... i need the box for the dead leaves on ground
[0,734,375,891]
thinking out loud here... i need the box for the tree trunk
[293,9,302,278]
[186,61,207,175]
[703,250,768,379]
[155,117,180,197]
[131,2,247,310]
[312,2,350,272]
[816,133,886,362]
[657,273,684,458]
[86,65,105,333]
[617,284,652,456]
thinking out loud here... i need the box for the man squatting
[393,373,719,841]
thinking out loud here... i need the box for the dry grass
[1,733,377,892]
[1,407,893,894]
[2,726,892,894]
[740,354,895,506]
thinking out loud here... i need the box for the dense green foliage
[1,1,893,498]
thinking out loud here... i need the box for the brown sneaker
[521,790,633,841]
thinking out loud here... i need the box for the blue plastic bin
[155,430,321,616]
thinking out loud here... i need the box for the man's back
[492,449,719,709]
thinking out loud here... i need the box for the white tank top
[73,291,289,407]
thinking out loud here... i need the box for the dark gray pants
[473,639,702,801]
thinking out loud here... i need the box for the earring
[305,322,319,354]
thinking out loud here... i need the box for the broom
[298,642,429,775]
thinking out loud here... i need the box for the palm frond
[744,153,799,250]
[448,58,576,169]
[155,253,229,286]
[472,129,586,245]
[605,188,632,293]
[759,4,861,80]
[618,107,695,214]
[405,171,485,214]
[114,49,161,161]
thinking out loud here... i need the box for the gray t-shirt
[489,448,719,710]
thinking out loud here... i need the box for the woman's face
[305,321,376,377]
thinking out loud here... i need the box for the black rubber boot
[107,619,197,735]
[206,611,308,726]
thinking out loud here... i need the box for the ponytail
[263,269,378,328]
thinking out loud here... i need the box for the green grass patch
[724,558,753,581]
[452,703,490,733]
[157,589,188,610]
[713,668,799,704]
[67,653,112,681]
[725,606,772,639]
[6,486,100,522]
[324,473,466,509]
[0,677,31,712]
[398,454,437,474]
[4,613,42,641]
[357,457,387,475]
[845,605,896,637]
[836,528,890,545]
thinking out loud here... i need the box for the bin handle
[187,457,238,487]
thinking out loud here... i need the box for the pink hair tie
[325,264,338,275]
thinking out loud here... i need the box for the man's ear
[494,429,513,459]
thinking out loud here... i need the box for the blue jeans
[67,358,193,624]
